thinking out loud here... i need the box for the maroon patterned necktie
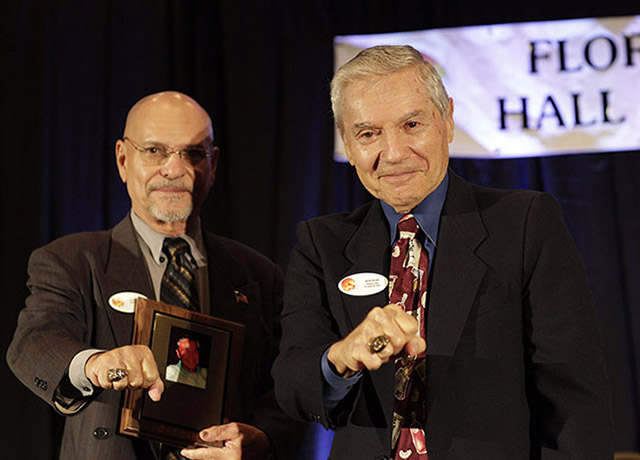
[388,214,429,459]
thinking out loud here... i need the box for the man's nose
[160,151,189,178]
[380,130,408,163]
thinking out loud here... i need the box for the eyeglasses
[123,137,214,166]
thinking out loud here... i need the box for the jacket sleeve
[6,244,96,414]
[522,193,614,459]
[273,220,356,430]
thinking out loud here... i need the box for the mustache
[147,180,193,194]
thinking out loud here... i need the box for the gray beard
[149,201,193,223]
[146,181,194,223]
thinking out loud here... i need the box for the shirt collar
[130,211,207,267]
[381,172,449,246]
[177,361,202,373]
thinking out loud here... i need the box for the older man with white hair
[273,45,614,460]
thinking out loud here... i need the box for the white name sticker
[338,273,388,297]
[108,291,148,313]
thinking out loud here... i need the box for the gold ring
[107,368,128,382]
[368,335,390,354]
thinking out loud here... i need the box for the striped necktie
[160,237,199,311]
[158,238,199,459]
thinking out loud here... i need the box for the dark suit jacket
[7,216,301,460]
[273,172,614,460]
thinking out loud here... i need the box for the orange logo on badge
[341,278,356,291]
[111,297,124,307]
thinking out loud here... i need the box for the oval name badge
[338,272,388,297]
[108,291,148,313]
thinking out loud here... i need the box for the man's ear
[175,349,181,360]
[115,139,128,183]
[445,98,455,144]
[208,146,220,185]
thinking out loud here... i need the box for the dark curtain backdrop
[2,1,638,458]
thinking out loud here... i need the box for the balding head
[115,91,219,236]
[123,91,213,144]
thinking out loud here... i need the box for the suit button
[93,427,109,439]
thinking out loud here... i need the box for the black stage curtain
[2,1,638,458]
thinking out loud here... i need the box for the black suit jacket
[7,216,302,460]
[273,172,614,460]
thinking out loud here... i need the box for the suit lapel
[342,202,396,423]
[101,217,155,347]
[203,232,254,325]
[342,202,392,330]
[428,174,488,356]
[425,172,488,409]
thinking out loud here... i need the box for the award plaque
[119,298,244,448]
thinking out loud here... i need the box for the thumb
[404,336,426,356]
[199,426,221,442]
[200,423,240,442]
[147,378,164,402]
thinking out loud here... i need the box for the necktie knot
[163,237,190,258]
[397,214,420,239]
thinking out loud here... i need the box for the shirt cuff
[69,349,104,396]
[321,348,362,411]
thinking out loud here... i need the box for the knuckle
[367,306,384,321]
[405,321,419,335]
[363,357,382,371]
[390,334,405,348]
[353,333,368,346]
[384,303,401,314]
[355,326,372,343]
[397,312,417,329]
[133,345,147,355]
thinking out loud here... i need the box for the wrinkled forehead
[341,70,437,126]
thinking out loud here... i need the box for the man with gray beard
[7,91,302,460]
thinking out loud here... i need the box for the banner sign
[333,16,640,159]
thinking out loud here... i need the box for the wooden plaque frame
[119,298,244,448]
